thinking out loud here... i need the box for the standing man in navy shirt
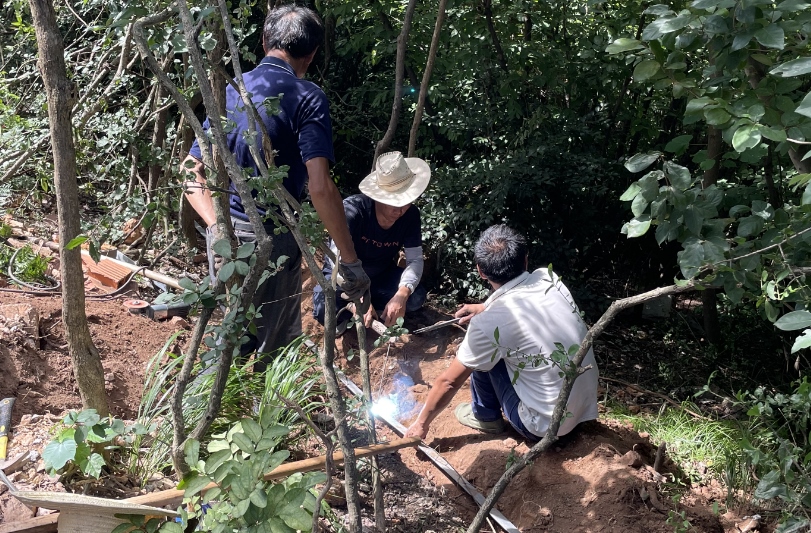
[181,5,369,371]
[313,151,430,331]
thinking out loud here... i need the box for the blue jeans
[312,264,427,325]
[470,360,539,441]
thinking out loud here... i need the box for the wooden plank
[0,438,420,533]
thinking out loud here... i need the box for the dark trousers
[470,360,539,441]
[209,221,302,373]
[311,264,427,325]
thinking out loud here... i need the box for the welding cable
[7,247,61,292]
[0,265,148,300]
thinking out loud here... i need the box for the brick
[82,257,132,288]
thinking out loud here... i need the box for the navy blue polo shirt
[343,194,421,278]
[189,56,334,222]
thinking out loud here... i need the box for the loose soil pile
[0,267,765,532]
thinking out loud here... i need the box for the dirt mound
[0,293,186,424]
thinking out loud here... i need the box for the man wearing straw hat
[313,151,431,332]
[181,5,370,370]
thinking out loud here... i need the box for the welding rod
[412,317,463,335]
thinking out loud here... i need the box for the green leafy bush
[0,243,50,284]
[739,378,811,532]
[42,410,150,481]
[180,410,324,532]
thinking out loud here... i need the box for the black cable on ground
[7,247,61,292]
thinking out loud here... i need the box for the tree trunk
[701,125,722,347]
[29,0,109,416]
[482,0,508,73]
[407,0,448,157]
[373,0,419,163]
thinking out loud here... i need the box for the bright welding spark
[371,397,398,419]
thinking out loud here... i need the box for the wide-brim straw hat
[359,151,431,207]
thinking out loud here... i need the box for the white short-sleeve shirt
[456,269,599,437]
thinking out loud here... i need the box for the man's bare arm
[405,359,473,439]
[181,155,217,228]
[306,157,358,263]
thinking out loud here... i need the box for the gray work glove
[337,259,372,315]
[205,225,227,281]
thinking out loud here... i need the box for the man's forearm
[415,360,473,427]
[306,158,358,264]
[181,155,217,227]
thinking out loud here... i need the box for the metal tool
[412,317,463,335]
[0,397,16,460]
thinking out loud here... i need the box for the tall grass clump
[608,402,742,482]
[132,335,324,482]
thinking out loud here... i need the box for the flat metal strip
[333,368,520,533]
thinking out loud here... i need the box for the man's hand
[363,305,379,328]
[380,287,410,327]
[337,259,372,314]
[404,419,428,440]
[454,303,486,325]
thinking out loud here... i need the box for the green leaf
[791,329,811,353]
[633,60,661,82]
[83,452,106,478]
[625,153,659,173]
[182,473,213,497]
[606,38,645,54]
[212,239,232,259]
[178,277,197,291]
[664,134,692,154]
[241,418,263,444]
[65,235,88,250]
[775,310,811,331]
[218,261,236,282]
[678,242,704,279]
[795,91,811,119]
[758,125,787,142]
[625,215,652,238]
[43,438,77,471]
[159,522,184,533]
[184,439,200,467]
[631,195,649,217]
[231,431,255,453]
[754,24,785,49]
[732,125,762,151]
[493,327,500,343]
[204,449,232,473]
[111,524,134,533]
[664,161,692,189]
[684,205,704,235]
[236,242,255,259]
[777,0,810,11]
[771,57,811,77]
[620,183,642,201]
[803,183,811,205]
[686,97,714,113]
[250,487,268,508]
[737,216,764,237]
[705,107,731,125]
[731,30,754,51]
[754,470,787,499]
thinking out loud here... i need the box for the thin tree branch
[407,0,447,157]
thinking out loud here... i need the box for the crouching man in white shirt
[405,224,599,441]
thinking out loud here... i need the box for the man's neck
[265,50,307,78]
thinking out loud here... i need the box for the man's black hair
[263,5,324,59]
[474,225,528,284]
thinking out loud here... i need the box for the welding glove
[205,225,227,281]
[336,259,372,315]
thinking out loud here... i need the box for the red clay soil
[0,267,762,532]
[297,264,758,533]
